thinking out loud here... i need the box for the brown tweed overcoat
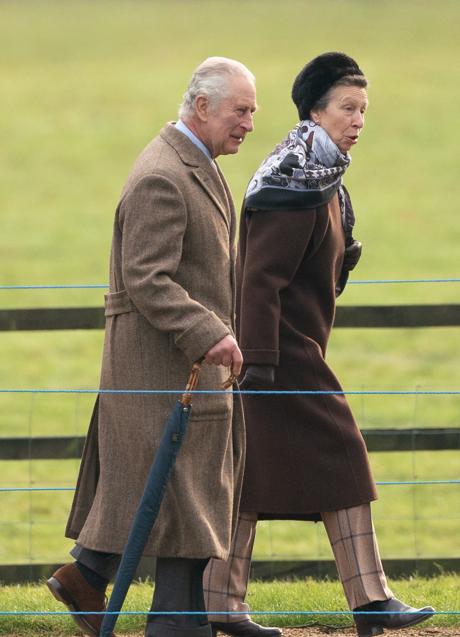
[237,194,377,519]
[66,124,245,559]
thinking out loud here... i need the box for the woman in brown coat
[204,53,433,637]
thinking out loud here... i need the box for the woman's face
[311,84,368,153]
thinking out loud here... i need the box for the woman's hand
[343,239,362,271]
[239,365,275,390]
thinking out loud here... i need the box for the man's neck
[180,117,214,159]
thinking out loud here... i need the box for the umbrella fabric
[100,364,201,637]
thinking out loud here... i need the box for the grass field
[1,0,459,574]
[0,575,459,633]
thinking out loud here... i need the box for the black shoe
[353,597,435,637]
[210,620,282,637]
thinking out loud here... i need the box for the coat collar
[160,123,231,228]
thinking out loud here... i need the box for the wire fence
[0,279,459,624]
[1,387,458,571]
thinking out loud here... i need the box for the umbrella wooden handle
[222,372,238,389]
[180,360,202,406]
[180,360,237,405]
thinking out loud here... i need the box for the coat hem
[241,493,378,521]
[65,537,229,561]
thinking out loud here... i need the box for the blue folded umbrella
[100,362,202,637]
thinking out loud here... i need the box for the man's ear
[195,95,209,122]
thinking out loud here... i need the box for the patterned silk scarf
[244,120,354,234]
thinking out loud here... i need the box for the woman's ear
[310,109,321,125]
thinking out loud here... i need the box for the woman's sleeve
[239,207,316,365]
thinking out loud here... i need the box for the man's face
[201,75,257,158]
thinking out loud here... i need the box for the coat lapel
[215,162,236,236]
[160,124,231,229]
[191,167,230,229]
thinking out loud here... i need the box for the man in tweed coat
[47,57,257,637]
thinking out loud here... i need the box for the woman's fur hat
[292,52,364,120]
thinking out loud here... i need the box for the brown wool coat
[237,194,377,520]
[66,124,245,559]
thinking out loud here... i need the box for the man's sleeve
[119,174,230,362]
[239,208,316,366]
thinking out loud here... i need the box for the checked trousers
[203,504,393,621]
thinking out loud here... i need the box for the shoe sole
[46,576,102,637]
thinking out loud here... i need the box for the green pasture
[1,0,459,574]
[2,0,460,302]
[0,576,458,634]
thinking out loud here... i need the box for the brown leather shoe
[46,562,116,637]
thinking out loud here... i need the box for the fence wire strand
[1,480,459,493]
[1,278,460,289]
[0,609,458,616]
[0,388,459,395]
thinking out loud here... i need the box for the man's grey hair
[179,57,255,119]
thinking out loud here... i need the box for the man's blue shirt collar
[175,120,212,161]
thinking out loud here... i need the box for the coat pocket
[189,363,234,421]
